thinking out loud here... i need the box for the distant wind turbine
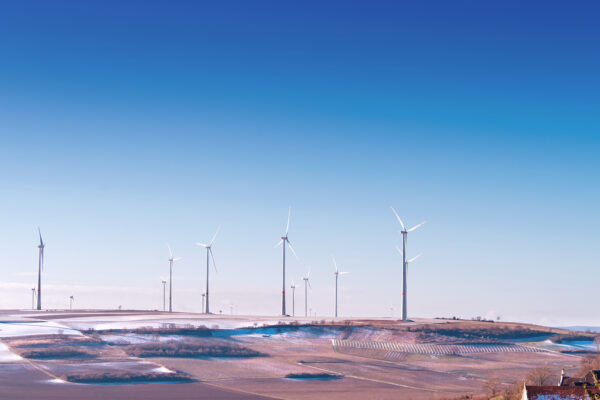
[391,207,425,321]
[332,256,349,318]
[31,288,36,310]
[160,279,167,312]
[36,228,45,311]
[69,295,74,310]
[167,244,182,313]
[290,281,297,317]
[197,226,220,314]
[302,269,311,317]
[275,207,300,316]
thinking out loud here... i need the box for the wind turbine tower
[275,207,299,316]
[391,207,425,321]
[36,228,45,311]
[302,270,311,317]
[332,256,349,318]
[197,226,220,314]
[161,280,167,312]
[167,244,182,313]
[290,281,297,317]
[69,295,74,310]
[31,288,35,310]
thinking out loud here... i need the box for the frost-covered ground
[0,320,82,338]
[0,342,22,362]
[58,314,298,331]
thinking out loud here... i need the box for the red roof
[526,385,588,399]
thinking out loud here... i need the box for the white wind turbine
[167,244,182,313]
[391,207,425,321]
[197,226,220,314]
[31,288,36,310]
[290,281,297,317]
[302,269,311,317]
[160,279,167,312]
[332,255,349,318]
[69,295,74,310]
[275,207,300,316]
[36,228,45,310]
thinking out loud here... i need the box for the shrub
[18,347,97,359]
[285,372,341,380]
[62,370,193,384]
[124,340,266,358]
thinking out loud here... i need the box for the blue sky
[0,1,598,325]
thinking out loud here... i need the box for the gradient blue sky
[0,1,598,325]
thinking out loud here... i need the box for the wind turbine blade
[173,257,182,261]
[331,255,338,272]
[274,239,283,248]
[196,243,208,248]
[407,221,426,232]
[210,225,221,246]
[209,248,218,273]
[340,271,350,275]
[307,279,312,289]
[395,245,403,255]
[285,206,291,236]
[407,253,422,263]
[167,244,173,258]
[38,227,43,246]
[41,249,44,272]
[390,207,406,230]
[286,240,300,261]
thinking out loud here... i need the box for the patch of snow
[100,333,187,345]
[0,342,22,362]
[0,321,82,338]
[61,315,291,331]
[47,378,68,384]
[152,366,174,374]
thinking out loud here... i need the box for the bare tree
[483,377,502,397]
[503,380,526,400]
[526,367,555,386]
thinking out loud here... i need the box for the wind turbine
[302,269,311,317]
[332,256,349,318]
[396,246,422,306]
[196,226,220,314]
[36,228,45,311]
[69,295,74,310]
[391,207,425,321]
[167,244,182,313]
[160,279,167,312]
[290,281,297,317]
[201,293,206,314]
[275,207,300,316]
[31,288,36,310]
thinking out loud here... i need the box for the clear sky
[0,1,598,325]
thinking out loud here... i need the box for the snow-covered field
[0,320,82,338]
[58,314,293,331]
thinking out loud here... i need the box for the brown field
[0,310,594,399]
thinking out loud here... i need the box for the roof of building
[525,385,589,399]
